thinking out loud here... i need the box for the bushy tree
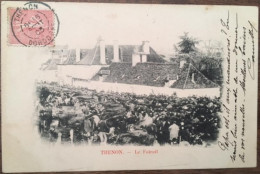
[178,32,199,54]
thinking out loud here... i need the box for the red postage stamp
[8,2,59,47]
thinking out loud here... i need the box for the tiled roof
[76,46,100,65]
[41,49,77,70]
[63,49,76,65]
[171,63,219,89]
[42,58,62,70]
[102,62,133,83]
[96,62,178,87]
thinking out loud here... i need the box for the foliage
[171,33,223,86]
[177,32,200,54]
[197,57,223,86]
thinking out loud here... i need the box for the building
[92,62,179,87]
[39,40,219,96]
[39,45,76,82]
[171,63,219,89]
[76,40,165,65]
[56,40,170,86]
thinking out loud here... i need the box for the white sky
[53,3,229,55]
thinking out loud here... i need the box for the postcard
[1,1,258,173]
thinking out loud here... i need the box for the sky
[53,3,229,56]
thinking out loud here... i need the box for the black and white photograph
[37,34,223,146]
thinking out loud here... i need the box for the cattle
[138,114,153,127]
[37,83,221,146]
[116,132,155,146]
[64,97,71,105]
[55,96,63,105]
[92,115,101,127]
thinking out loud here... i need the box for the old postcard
[1,1,258,173]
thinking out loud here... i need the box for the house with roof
[92,62,179,87]
[171,63,219,89]
[39,45,76,82]
[40,39,219,97]
[77,40,165,65]
[56,40,174,86]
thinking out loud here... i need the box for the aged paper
[1,1,258,173]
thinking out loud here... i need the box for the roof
[41,49,77,70]
[76,46,100,65]
[91,66,110,80]
[63,49,76,65]
[42,58,62,70]
[94,62,179,87]
[41,59,51,66]
[171,63,219,89]
[77,45,165,65]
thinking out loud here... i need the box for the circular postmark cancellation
[10,2,60,47]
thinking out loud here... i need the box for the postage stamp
[8,2,59,47]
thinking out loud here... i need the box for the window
[100,70,110,75]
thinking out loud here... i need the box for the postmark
[9,2,59,47]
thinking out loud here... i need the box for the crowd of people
[36,82,221,146]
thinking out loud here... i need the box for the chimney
[142,41,150,54]
[191,73,196,84]
[76,48,81,62]
[132,53,140,66]
[113,40,119,62]
[100,39,106,64]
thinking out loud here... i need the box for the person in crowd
[37,82,221,146]
[168,122,180,145]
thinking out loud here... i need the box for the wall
[57,65,105,85]
[73,81,220,98]
[132,54,140,66]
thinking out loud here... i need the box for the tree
[198,57,223,85]
[177,32,199,54]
